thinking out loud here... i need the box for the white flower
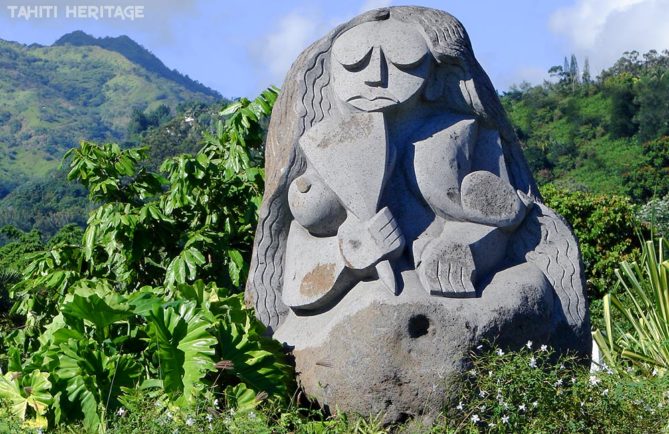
[479,405,486,411]
[248,411,257,420]
[571,377,577,384]
[540,344,548,352]
[519,404,526,411]
[652,368,659,377]
[166,411,174,420]
[496,348,505,356]
[185,417,195,426]
[116,407,127,417]
[206,414,213,422]
[602,389,609,396]
[469,369,477,377]
[479,390,488,398]
[559,364,565,370]
[555,379,563,387]
[471,414,480,423]
[213,398,219,407]
[503,402,509,410]
[456,402,464,411]
[529,357,537,368]
[589,375,601,386]
[532,401,538,408]
[526,340,533,349]
[502,415,510,424]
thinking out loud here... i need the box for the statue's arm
[283,169,403,310]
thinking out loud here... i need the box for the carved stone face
[331,19,431,112]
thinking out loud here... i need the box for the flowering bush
[445,343,669,433]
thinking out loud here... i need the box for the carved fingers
[337,207,405,270]
[368,207,404,254]
[418,238,477,298]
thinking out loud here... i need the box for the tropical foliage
[594,238,669,374]
[502,50,669,202]
[541,184,641,302]
[0,89,293,432]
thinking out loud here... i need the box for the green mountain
[53,31,219,98]
[500,50,669,203]
[0,32,221,195]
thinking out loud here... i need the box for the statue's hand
[418,235,477,298]
[338,207,405,270]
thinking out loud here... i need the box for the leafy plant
[0,88,293,432]
[541,184,642,305]
[443,343,669,433]
[594,238,669,374]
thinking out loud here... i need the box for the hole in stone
[408,314,430,338]
[397,412,413,424]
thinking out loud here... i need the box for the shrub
[0,89,294,433]
[594,238,669,375]
[541,184,641,303]
[440,343,669,433]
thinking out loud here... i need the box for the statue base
[275,263,564,424]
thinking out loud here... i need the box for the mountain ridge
[0,33,222,193]
[53,30,220,99]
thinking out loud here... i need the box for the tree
[0,89,294,432]
[569,54,580,89]
[582,57,591,84]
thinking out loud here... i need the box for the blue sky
[1,0,668,98]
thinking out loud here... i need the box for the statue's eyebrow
[387,52,428,70]
[337,47,374,71]
[380,37,429,68]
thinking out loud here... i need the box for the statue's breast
[408,115,479,221]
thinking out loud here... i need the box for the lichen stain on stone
[318,115,374,149]
[300,263,337,297]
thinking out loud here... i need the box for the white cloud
[255,12,321,87]
[550,0,669,74]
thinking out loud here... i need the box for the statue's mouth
[347,95,399,103]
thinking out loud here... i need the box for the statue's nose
[363,47,387,87]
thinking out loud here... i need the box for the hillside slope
[0,35,220,194]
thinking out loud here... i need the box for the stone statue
[246,6,590,423]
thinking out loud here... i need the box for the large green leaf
[0,370,52,429]
[61,284,131,332]
[214,294,293,402]
[56,339,142,433]
[146,302,216,403]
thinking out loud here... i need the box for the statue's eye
[339,48,373,72]
[382,34,429,70]
[332,27,373,71]
[390,53,428,71]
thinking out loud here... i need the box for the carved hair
[246,7,540,330]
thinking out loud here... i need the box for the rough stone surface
[245,6,591,424]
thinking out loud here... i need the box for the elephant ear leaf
[146,303,216,403]
[0,370,53,429]
[61,287,131,331]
